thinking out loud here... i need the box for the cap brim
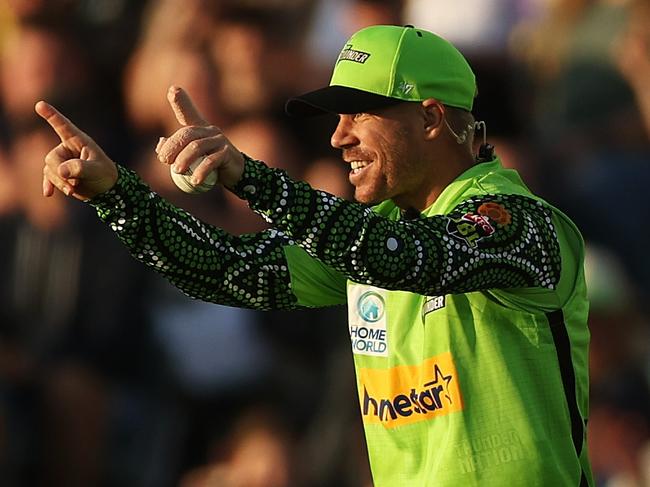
[285,85,402,117]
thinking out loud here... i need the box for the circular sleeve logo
[357,291,385,323]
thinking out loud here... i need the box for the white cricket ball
[170,157,218,194]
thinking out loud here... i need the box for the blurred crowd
[0,0,648,486]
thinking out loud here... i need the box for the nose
[330,115,359,149]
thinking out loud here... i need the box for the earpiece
[473,121,494,162]
[444,119,474,144]
[442,115,494,162]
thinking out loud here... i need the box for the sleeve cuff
[231,154,269,201]
[87,165,145,210]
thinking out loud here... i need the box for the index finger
[35,101,89,149]
[167,85,209,127]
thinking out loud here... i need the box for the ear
[421,99,444,141]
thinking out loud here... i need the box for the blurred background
[0,0,648,486]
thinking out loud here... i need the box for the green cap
[286,25,477,117]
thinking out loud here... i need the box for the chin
[354,192,381,206]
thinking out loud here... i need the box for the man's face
[330,102,429,208]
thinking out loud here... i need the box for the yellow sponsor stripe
[358,352,463,428]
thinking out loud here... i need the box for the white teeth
[350,160,370,170]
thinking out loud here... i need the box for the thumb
[58,158,92,179]
[167,85,209,127]
[58,145,88,178]
[57,148,106,181]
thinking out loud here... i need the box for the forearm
[89,165,300,310]
[233,157,561,295]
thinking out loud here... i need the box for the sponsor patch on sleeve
[446,201,512,247]
[446,213,495,248]
[477,202,512,227]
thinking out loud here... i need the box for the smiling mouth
[350,160,373,175]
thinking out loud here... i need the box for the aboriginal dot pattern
[91,165,299,310]
[92,158,562,309]
[234,157,561,295]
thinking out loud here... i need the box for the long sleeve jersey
[90,155,593,486]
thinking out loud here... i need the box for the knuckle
[68,160,80,174]
[202,153,215,166]
[44,151,57,166]
[158,148,171,163]
[189,140,202,152]
[179,127,195,142]
[206,135,225,151]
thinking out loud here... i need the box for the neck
[395,150,475,211]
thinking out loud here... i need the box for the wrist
[87,164,128,204]
[223,151,246,190]
[230,154,266,198]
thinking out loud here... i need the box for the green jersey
[91,156,592,486]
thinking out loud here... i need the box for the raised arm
[143,88,562,299]
[231,157,563,297]
[87,165,346,310]
[35,94,347,311]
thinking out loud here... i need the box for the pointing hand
[35,101,118,200]
[156,86,245,189]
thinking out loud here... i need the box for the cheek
[385,122,413,154]
[377,131,414,177]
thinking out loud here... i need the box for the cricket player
[37,25,593,486]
